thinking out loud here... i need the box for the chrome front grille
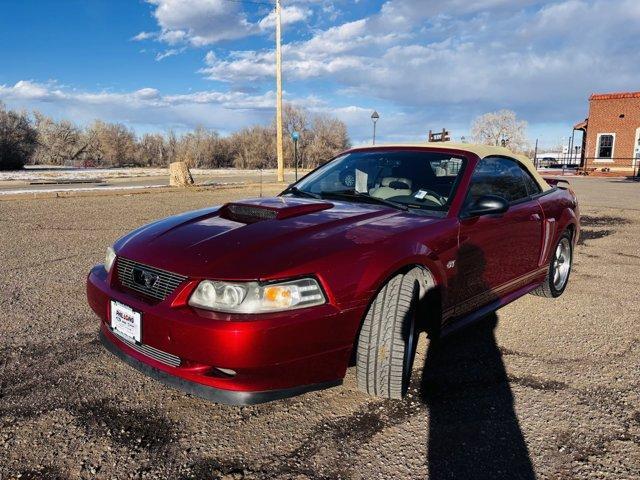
[116,257,187,301]
[111,329,181,367]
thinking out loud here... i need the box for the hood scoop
[220,197,333,224]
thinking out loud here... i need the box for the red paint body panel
[88,266,361,392]
[86,146,580,401]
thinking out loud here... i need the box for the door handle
[530,213,541,221]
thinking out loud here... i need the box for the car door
[451,156,543,317]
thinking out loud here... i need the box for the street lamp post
[291,131,300,181]
[371,111,380,145]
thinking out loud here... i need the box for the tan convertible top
[353,142,552,192]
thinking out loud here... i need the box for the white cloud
[133,88,161,100]
[143,0,310,47]
[199,0,640,125]
[258,5,312,30]
[0,80,484,145]
[132,31,155,41]
[148,0,255,46]
[155,47,186,61]
[7,80,54,100]
[6,0,640,146]
[0,80,385,143]
[0,81,279,134]
[200,17,405,82]
[379,0,541,20]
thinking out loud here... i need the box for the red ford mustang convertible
[87,144,580,404]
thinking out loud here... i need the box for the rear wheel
[356,269,423,399]
[531,230,573,298]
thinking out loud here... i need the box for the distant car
[87,144,580,404]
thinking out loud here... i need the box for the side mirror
[464,195,509,217]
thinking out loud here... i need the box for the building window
[596,133,614,159]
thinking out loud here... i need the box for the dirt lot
[0,178,638,480]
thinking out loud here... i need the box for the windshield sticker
[355,169,368,193]
[415,190,428,200]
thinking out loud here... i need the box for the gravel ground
[0,178,638,480]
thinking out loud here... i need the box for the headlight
[188,278,326,313]
[104,246,116,273]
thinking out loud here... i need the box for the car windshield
[286,150,467,214]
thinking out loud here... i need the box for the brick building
[574,91,640,173]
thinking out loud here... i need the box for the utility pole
[568,130,575,165]
[275,0,285,182]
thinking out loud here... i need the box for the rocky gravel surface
[0,178,638,479]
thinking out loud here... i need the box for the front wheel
[531,230,573,298]
[356,270,422,399]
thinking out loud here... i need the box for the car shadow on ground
[418,314,536,480]
[415,242,536,479]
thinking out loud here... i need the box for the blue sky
[1,0,639,148]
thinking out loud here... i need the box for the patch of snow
[0,181,243,196]
[0,167,277,182]
[0,184,168,195]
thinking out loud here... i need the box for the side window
[520,167,542,196]
[465,157,530,207]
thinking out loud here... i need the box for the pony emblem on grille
[133,267,160,289]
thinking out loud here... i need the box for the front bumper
[87,266,363,404]
[99,329,341,405]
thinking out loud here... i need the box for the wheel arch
[558,206,580,246]
[348,258,444,365]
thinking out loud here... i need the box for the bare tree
[137,133,168,166]
[165,130,178,165]
[276,103,310,168]
[84,120,138,167]
[277,103,350,168]
[32,113,84,166]
[306,113,350,168]
[0,102,351,171]
[229,126,276,169]
[471,109,529,153]
[175,127,223,168]
[0,103,37,170]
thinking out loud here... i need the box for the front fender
[337,235,448,312]
[364,245,445,300]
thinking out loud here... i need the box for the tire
[531,230,573,298]
[356,269,423,399]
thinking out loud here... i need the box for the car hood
[114,196,441,280]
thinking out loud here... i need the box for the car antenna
[259,167,263,198]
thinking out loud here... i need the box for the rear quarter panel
[536,187,580,265]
